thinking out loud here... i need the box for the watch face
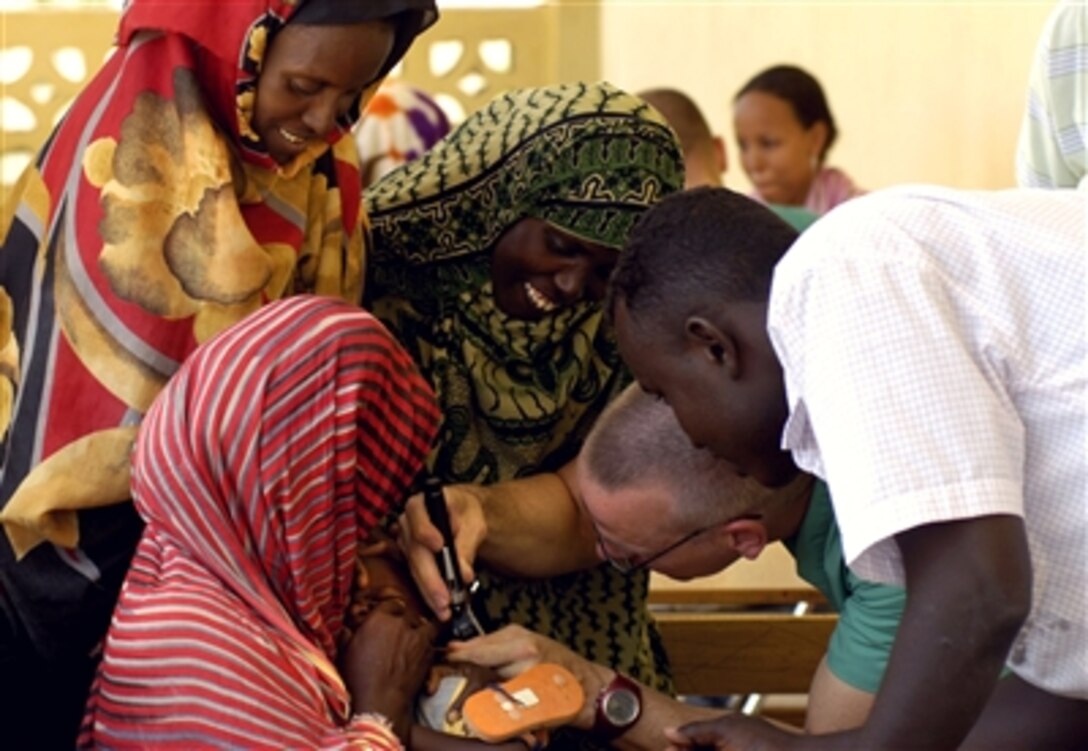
[603,688,640,725]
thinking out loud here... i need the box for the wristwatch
[592,672,642,741]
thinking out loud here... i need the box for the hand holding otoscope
[422,476,487,641]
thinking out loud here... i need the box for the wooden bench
[649,544,835,728]
[655,611,837,697]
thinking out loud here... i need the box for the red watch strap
[592,672,642,741]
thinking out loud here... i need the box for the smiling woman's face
[489,218,617,321]
[253,21,394,165]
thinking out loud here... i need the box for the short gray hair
[581,384,750,527]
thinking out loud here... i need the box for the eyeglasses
[592,512,763,575]
[593,521,715,575]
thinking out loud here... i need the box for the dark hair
[290,0,438,82]
[735,64,838,161]
[608,187,797,326]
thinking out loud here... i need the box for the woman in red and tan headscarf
[0,0,436,744]
[79,296,440,749]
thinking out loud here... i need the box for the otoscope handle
[423,477,456,546]
[422,477,487,640]
[423,477,466,594]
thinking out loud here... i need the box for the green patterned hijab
[364,81,683,483]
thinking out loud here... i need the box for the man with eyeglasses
[398,383,904,747]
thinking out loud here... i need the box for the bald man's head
[640,87,727,189]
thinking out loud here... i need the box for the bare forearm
[867,517,1029,747]
[809,516,1031,751]
[614,694,721,750]
[561,649,721,751]
[804,657,874,733]
[475,460,599,577]
[448,624,719,750]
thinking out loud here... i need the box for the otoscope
[423,476,486,641]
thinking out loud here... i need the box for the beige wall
[0,4,599,186]
[599,0,1056,192]
[2,2,1057,193]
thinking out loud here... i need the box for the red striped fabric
[80,296,439,749]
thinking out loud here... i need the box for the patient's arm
[449,624,722,751]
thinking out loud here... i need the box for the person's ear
[684,315,740,378]
[721,518,768,560]
[712,135,728,175]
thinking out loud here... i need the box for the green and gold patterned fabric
[363,82,684,736]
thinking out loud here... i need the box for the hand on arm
[447,625,721,751]
[660,658,869,749]
[666,516,1031,751]
[661,673,861,750]
[446,623,611,730]
[664,714,802,751]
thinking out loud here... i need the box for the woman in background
[733,64,863,214]
[0,0,436,745]
[80,296,441,749]
[363,80,684,749]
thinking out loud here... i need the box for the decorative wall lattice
[0,4,599,187]
[1,10,117,185]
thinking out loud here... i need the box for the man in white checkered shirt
[609,185,1087,750]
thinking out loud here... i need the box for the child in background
[356,79,451,187]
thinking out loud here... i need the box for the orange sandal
[462,663,585,743]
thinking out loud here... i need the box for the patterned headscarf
[362,83,684,729]
[118,0,438,169]
[0,0,434,665]
[81,296,439,748]
[364,81,684,483]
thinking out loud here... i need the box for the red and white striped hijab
[81,296,439,749]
